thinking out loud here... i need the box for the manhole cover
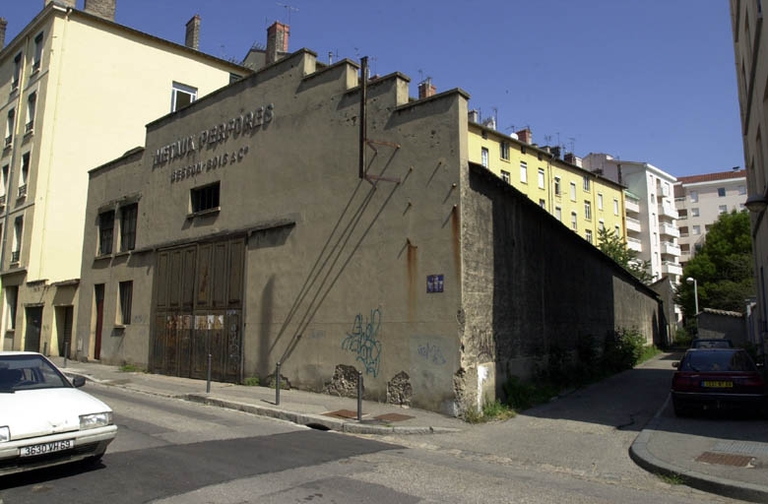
[696,451,754,467]
[374,413,415,422]
[323,409,359,419]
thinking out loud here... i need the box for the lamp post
[686,276,699,315]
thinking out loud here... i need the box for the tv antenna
[276,3,299,25]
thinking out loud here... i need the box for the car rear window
[681,350,757,372]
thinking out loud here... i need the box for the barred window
[119,281,133,325]
[99,210,114,255]
[120,203,138,252]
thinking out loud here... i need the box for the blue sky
[3,1,742,178]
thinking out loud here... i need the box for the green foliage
[603,327,645,373]
[673,327,692,347]
[597,228,653,284]
[503,376,559,411]
[495,328,653,415]
[119,363,144,373]
[676,210,755,318]
[243,377,260,386]
[464,398,516,424]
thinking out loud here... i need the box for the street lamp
[686,277,699,315]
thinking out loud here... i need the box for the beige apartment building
[674,169,748,268]
[467,121,626,246]
[0,0,248,355]
[730,0,768,350]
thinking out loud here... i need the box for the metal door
[23,307,43,352]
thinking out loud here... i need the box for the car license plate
[702,381,733,388]
[19,439,74,457]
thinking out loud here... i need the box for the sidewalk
[51,357,465,436]
[53,357,768,503]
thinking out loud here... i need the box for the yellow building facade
[468,122,626,245]
[0,1,248,355]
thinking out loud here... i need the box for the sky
[2,1,743,178]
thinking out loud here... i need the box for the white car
[0,351,117,477]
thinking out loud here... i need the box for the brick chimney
[266,21,289,65]
[0,18,6,52]
[418,78,436,99]
[185,14,201,50]
[516,128,532,144]
[44,0,75,7]
[83,0,116,21]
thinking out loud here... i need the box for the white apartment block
[583,153,682,284]
[674,169,748,268]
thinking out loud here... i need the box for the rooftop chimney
[0,18,6,52]
[185,14,201,50]
[45,0,75,7]
[516,128,532,144]
[418,78,436,99]
[468,110,480,123]
[266,21,289,65]
[83,0,116,21]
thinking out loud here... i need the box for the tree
[676,210,755,318]
[597,228,653,284]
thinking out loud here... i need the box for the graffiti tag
[342,309,382,377]
[417,343,447,366]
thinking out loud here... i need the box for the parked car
[690,338,734,349]
[671,348,767,416]
[0,352,117,477]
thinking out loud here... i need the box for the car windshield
[692,339,733,348]
[680,350,757,373]
[0,354,72,393]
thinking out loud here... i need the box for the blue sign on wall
[427,274,444,293]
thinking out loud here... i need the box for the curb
[629,395,768,504]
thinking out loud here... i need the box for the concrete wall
[460,164,662,408]
[697,311,748,347]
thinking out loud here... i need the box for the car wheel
[672,399,689,417]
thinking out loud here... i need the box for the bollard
[64,342,69,368]
[357,371,363,421]
[206,353,212,393]
[275,361,281,405]
[43,342,48,357]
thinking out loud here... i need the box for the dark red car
[671,348,767,416]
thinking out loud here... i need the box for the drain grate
[696,452,754,467]
[323,409,359,419]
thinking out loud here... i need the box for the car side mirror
[71,375,86,388]
[672,361,680,368]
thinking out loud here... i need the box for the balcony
[17,184,27,199]
[626,216,642,233]
[627,237,642,252]
[24,121,34,134]
[3,136,11,149]
[658,202,678,219]
[625,198,640,214]
[659,221,680,238]
[661,241,681,256]
[662,261,683,276]
[10,250,20,263]
[0,194,5,207]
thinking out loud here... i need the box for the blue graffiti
[418,343,447,366]
[342,309,382,377]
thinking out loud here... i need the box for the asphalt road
[0,357,747,503]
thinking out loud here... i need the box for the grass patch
[657,472,686,485]
[243,377,260,386]
[464,399,516,424]
[119,363,144,373]
[638,344,661,364]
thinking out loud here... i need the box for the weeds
[657,472,686,485]
[119,363,144,373]
[243,377,260,386]
[465,399,516,424]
